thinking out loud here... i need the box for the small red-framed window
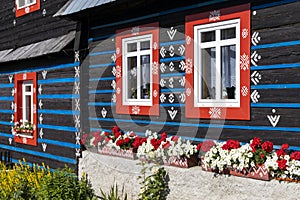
[185,4,250,120]
[15,0,40,17]
[14,72,37,146]
[115,22,159,116]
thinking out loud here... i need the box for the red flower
[112,126,120,134]
[116,139,124,146]
[222,140,240,150]
[196,143,203,151]
[290,152,300,160]
[81,134,88,144]
[276,149,286,158]
[160,132,168,140]
[129,132,136,137]
[162,141,171,149]
[281,143,289,150]
[114,131,122,139]
[250,137,261,152]
[124,137,131,143]
[140,138,147,145]
[151,138,160,150]
[132,137,142,149]
[261,141,273,153]
[171,135,179,142]
[260,153,265,159]
[105,138,112,143]
[277,159,287,170]
[201,140,215,152]
[104,132,109,137]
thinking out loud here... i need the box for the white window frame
[22,81,33,124]
[194,19,240,108]
[122,34,153,106]
[16,0,37,10]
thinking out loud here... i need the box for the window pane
[25,85,31,92]
[221,45,236,99]
[221,28,236,40]
[127,57,137,99]
[201,48,216,99]
[25,95,32,122]
[19,0,26,7]
[127,43,137,52]
[140,55,150,99]
[201,31,215,42]
[141,41,150,50]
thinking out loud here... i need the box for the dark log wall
[85,0,300,150]
[0,0,75,50]
[0,1,78,170]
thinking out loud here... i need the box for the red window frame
[14,72,37,146]
[185,4,250,120]
[16,0,40,17]
[115,22,159,116]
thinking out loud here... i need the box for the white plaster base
[79,151,300,200]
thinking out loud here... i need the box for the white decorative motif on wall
[11,102,15,110]
[116,87,121,95]
[168,77,174,88]
[251,90,260,103]
[153,42,158,50]
[179,77,185,87]
[169,45,175,57]
[112,94,116,103]
[74,66,80,77]
[242,28,249,39]
[186,88,192,97]
[74,51,80,62]
[251,71,262,85]
[115,65,122,78]
[111,53,116,62]
[42,9,46,16]
[39,114,43,124]
[11,127,15,135]
[160,79,166,87]
[168,93,175,103]
[153,90,158,98]
[169,62,175,72]
[251,51,262,66]
[160,46,166,58]
[75,99,80,111]
[178,45,185,56]
[11,114,14,121]
[186,36,191,45]
[8,75,13,83]
[42,70,47,79]
[39,99,43,109]
[167,27,177,40]
[209,107,221,119]
[74,115,80,128]
[111,80,116,90]
[101,108,107,118]
[209,10,221,22]
[179,60,186,71]
[168,107,178,120]
[185,58,193,74]
[240,53,250,71]
[160,93,166,103]
[132,106,140,115]
[160,63,167,73]
[11,89,15,96]
[241,86,248,97]
[8,138,12,145]
[251,32,261,46]
[74,82,80,94]
[131,27,140,35]
[42,143,47,152]
[22,137,27,144]
[38,85,43,95]
[39,128,44,138]
[112,67,117,76]
[267,109,280,127]
[13,19,16,27]
[179,93,186,103]
[152,61,159,74]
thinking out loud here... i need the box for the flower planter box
[98,146,137,160]
[164,154,198,168]
[229,165,270,181]
[274,177,300,183]
[200,158,229,174]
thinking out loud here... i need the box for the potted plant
[13,120,34,137]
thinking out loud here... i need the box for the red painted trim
[14,72,37,146]
[185,4,250,120]
[16,0,40,17]
[116,22,159,116]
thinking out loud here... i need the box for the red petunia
[196,143,203,151]
[281,143,289,150]
[114,131,122,139]
[139,138,147,145]
[116,139,124,146]
[290,151,300,161]
[222,139,240,150]
[112,126,120,134]
[162,141,171,149]
[103,132,109,137]
[81,134,88,144]
[124,137,131,143]
[261,141,273,153]
[201,140,215,152]
[151,138,160,150]
[129,132,136,137]
[250,137,261,152]
[105,138,112,143]
[171,135,179,142]
[277,159,287,170]
[160,132,168,140]
[276,149,286,158]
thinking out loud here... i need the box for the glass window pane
[127,43,137,52]
[201,48,216,99]
[140,55,150,99]
[221,28,236,40]
[221,45,236,99]
[127,57,137,99]
[25,85,31,92]
[140,41,150,50]
[25,95,32,122]
[19,0,26,7]
[201,31,215,42]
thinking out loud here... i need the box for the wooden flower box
[14,129,34,138]
[98,146,137,160]
[164,154,198,168]
[229,164,270,181]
